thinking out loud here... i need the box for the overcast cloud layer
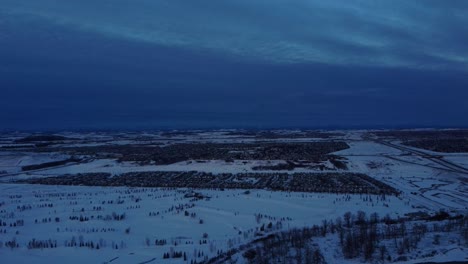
[1,0,468,130]
[2,0,468,69]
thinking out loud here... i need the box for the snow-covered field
[335,141,467,212]
[0,184,411,264]
[0,151,70,175]
[0,130,467,263]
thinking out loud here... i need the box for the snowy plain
[0,130,467,263]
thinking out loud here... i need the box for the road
[373,139,468,175]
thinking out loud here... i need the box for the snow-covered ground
[0,151,70,175]
[0,130,467,263]
[334,140,467,212]
[0,184,411,264]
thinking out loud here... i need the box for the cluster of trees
[185,210,197,218]
[204,225,326,264]
[92,206,104,211]
[206,211,467,264]
[111,212,126,221]
[66,212,126,222]
[371,129,468,141]
[57,227,115,234]
[335,211,468,261]
[162,251,187,260]
[35,217,57,223]
[255,213,289,224]
[329,157,348,170]
[21,158,81,171]
[338,211,386,260]
[252,161,305,171]
[154,239,167,246]
[148,211,160,217]
[96,212,126,221]
[147,203,198,219]
[15,134,71,143]
[99,199,125,205]
[64,236,101,249]
[126,204,141,210]
[225,130,344,139]
[62,237,125,250]
[36,203,53,208]
[27,239,58,249]
[16,205,32,212]
[243,229,326,264]
[405,139,468,153]
[2,239,19,249]
[69,215,90,222]
[167,203,195,214]
[252,156,348,171]
[4,219,24,227]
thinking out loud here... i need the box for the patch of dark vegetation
[29,142,349,165]
[417,261,466,264]
[371,129,468,141]
[0,144,35,149]
[252,156,348,171]
[21,158,81,171]
[160,131,202,137]
[207,211,467,264]
[184,191,210,200]
[329,156,348,170]
[17,171,398,195]
[404,139,468,153]
[207,227,327,264]
[225,130,344,139]
[336,211,468,262]
[15,135,75,143]
[252,161,307,171]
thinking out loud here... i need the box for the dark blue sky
[1,0,468,131]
